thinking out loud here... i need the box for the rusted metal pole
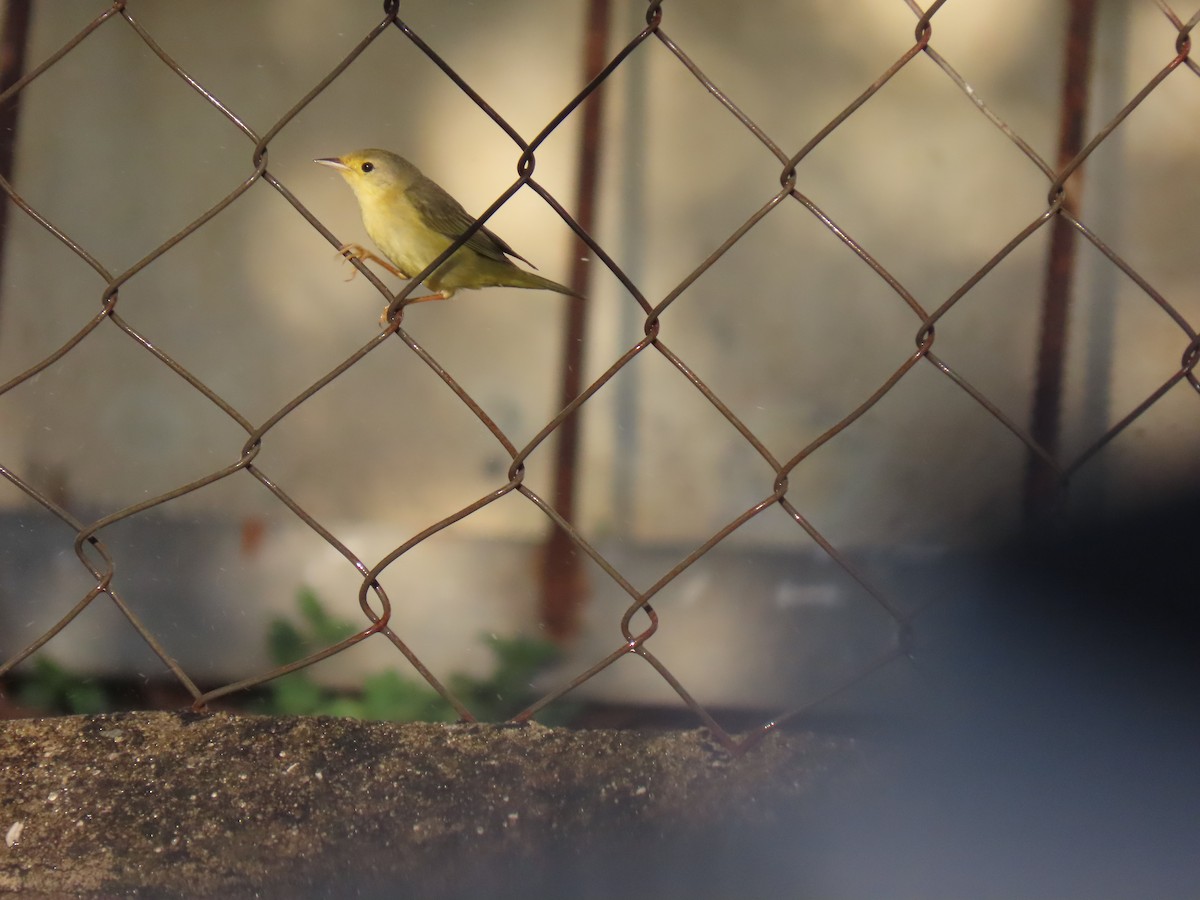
[0,0,33,328]
[1023,0,1097,520]
[539,0,611,640]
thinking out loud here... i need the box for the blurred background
[0,0,1197,720]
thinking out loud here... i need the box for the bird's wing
[406,176,536,268]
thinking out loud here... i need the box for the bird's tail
[504,268,581,297]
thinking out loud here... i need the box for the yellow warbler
[315,149,576,306]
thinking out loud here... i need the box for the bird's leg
[405,290,454,304]
[336,243,406,280]
[379,290,455,327]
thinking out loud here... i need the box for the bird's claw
[336,243,388,282]
[335,243,369,281]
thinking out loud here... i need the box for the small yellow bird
[315,149,576,309]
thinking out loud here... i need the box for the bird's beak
[314,156,351,171]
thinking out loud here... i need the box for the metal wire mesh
[0,0,1196,753]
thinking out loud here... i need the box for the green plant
[258,588,577,724]
[449,633,580,725]
[16,656,110,715]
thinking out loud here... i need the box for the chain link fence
[0,0,1197,752]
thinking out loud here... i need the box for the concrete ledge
[0,712,857,898]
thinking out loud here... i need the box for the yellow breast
[361,188,454,279]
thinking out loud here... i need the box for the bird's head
[314,149,419,204]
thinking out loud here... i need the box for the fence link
[0,0,1196,753]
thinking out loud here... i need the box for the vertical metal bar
[0,0,34,328]
[1075,0,1129,512]
[1023,0,1097,520]
[540,0,612,640]
[613,0,647,536]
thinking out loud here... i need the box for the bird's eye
[361,162,374,173]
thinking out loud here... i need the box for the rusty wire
[0,1,1197,755]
